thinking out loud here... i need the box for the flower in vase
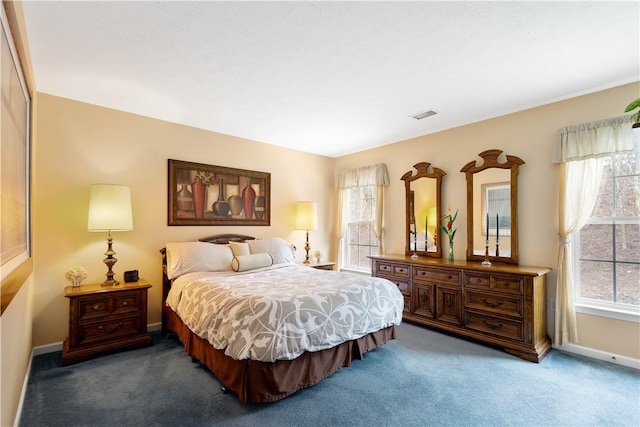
[65,266,87,285]
[440,208,458,245]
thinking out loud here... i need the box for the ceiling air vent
[411,109,438,120]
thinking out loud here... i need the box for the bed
[160,234,404,403]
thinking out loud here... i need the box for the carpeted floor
[19,322,640,427]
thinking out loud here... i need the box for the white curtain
[553,115,635,346]
[335,163,390,269]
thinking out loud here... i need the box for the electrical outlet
[548,299,556,311]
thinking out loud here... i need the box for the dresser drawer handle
[481,298,504,308]
[396,268,407,274]
[380,265,390,271]
[122,301,129,306]
[418,271,426,276]
[421,294,429,302]
[92,304,101,310]
[97,322,123,334]
[482,319,504,330]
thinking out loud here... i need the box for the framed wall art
[168,159,271,226]
[1,4,32,314]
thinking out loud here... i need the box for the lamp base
[303,230,311,264]
[101,232,120,286]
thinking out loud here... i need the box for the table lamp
[295,201,318,264]
[87,184,133,286]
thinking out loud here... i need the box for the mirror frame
[460,149,524,265]
[401,162,445,258]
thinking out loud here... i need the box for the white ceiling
[21,1,639,158]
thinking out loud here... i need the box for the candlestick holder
[482,239,492,266]
[495,237,500,257]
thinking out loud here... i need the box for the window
[344,185,379,271]
[337,163,389,272]
[574,152,640,316]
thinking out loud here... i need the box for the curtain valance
[337,163,389,189]
[552,115,635,163]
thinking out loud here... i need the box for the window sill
[575,302,640,323]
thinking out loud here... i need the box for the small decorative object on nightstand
[61,279,153,366]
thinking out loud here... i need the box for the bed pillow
[247,237,296,265]
[231,253,274,272]
[229,241,250,257]
[165,242,234,279]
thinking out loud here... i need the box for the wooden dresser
[370,255,551,362]
[62,279,153,366]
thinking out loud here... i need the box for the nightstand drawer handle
[97,322,123,334]
[122,301,129,306]
[92,304,101,310]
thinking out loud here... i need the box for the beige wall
[31,93,335,346]
[334,81,640,360]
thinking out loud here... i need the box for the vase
[212,178,230,217]
[177,184,193,211]
[448,241,454,261]
[254,195,265,220]
[242,178,256,219]
[72,279,82,288]
[227,194,243,216]
[191,178,205,219]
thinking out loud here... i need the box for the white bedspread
[166,264,403,362]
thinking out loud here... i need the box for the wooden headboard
[159,233,256,333]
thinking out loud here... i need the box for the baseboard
[13,348,35,427]
[554,342,640,370]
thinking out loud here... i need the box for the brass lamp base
[101,232,120,286]
[303,230,311,264]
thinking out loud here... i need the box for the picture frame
[168,159,271,226]
[1,5,32,314]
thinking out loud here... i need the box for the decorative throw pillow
[229,241,250,257]
[165,242,233,279]
[231,253,273,272]
[247,237,296,265]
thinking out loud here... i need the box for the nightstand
[302,261,336,271]
[61,279,153,366]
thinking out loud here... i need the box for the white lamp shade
[87,184,133,231]
[296,201,318,230]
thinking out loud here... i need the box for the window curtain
[552,115,635,346]
[335,163,390,269]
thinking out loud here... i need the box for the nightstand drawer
[77,316,144,347]
[78,290,141,321]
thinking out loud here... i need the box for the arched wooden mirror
[460,149,524,265]
[402,162,445,258]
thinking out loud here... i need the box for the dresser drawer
[413,266,460,285]
[464,311,523,341]
[374,261,410,278]
[464,273,523,295]
[76,316,144,347]
[465,291,523,318]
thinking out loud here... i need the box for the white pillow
[247,237,296,265]
[165,242,234,279]
[229,241,250,257]
[231,253,273,272]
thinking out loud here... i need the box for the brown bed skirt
[164,307,396,403]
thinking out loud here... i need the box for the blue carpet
[19,322,640,427]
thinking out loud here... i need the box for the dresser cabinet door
[412,282,435,319]
[436,286,462,325]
